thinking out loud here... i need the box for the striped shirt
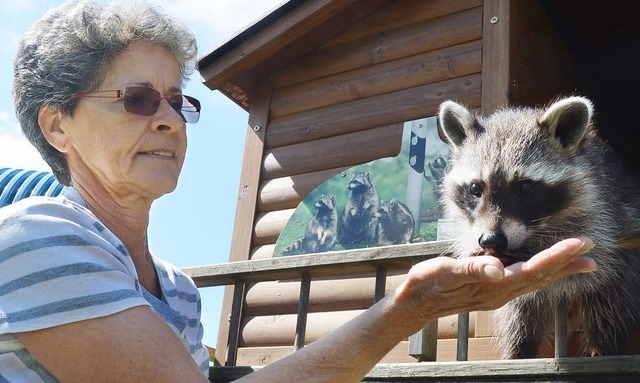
[0,190,209,381]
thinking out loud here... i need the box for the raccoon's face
[316,195,336,211]
[348,172,373,193]
[438,97,594,266]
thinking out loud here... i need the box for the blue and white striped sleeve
[0,197,150,335]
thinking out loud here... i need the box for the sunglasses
[74,86,201,123]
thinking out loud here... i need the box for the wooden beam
[215,78,273,364]
[480,0,516,114]
[184,240,453,287]
[209,354,640,382]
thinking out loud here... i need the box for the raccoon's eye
[469,182,483,198]
[517,180,534,195]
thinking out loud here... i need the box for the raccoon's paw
[427,156,447,182]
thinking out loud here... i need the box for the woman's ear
[38,105,72,153]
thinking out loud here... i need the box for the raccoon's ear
[539,96,593,150]
[437,100,478,148]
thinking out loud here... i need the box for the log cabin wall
[247,0,484,365]
[200,0,585,366]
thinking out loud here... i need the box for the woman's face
[61,41,188,200]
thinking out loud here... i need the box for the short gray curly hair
[13,0,197,185]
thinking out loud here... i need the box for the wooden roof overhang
[197,0,392,111]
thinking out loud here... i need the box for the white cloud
[0,134,50,171]
[0,109,49,171]
[154,0,284,49]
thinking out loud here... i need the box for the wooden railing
[182,241,640,382]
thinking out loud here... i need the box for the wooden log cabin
[186,0,640,381]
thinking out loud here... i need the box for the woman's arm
[16,305,210,383]
[236,237,596,383]
[15,238,594,383]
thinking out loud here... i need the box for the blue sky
[0,0,282,347]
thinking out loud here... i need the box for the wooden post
[374,265,387,303]
[216,79,273,362]
[294,273,312,350]
[408,321,438,362]
[457,312,469,361]
[225,282,246,366]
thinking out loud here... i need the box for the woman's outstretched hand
[392,237,597,329]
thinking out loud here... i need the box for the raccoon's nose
[478,232,508,254]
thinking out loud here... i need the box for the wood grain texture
[267,74,482,149]
[257,167,350,213]
[210,355,640,382]
[262,123,403,180]
[270,40,482,119]
[272,7,482,88]
[183,240,452,287]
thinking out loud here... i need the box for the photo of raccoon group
[279,172,416,256]
[275,120,449,257]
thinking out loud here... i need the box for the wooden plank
[216,79,272,364]
[240,312,475,347]
[321,0,483,49]
[474,311,495,338]
[267,73,482,149]
[257,167,349,213]
[252,208,295,246]
[183,240,453,287]
[211,355,640,382]
[272,7,483,88]
[364,356,640,380]
[262,123,403,180]
[270,40,482,119]
[229,337,500,368]
[249,244,276,260]
[480,0,515,114]
[244,273,408,316]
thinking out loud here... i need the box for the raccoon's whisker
[529,216,552,224]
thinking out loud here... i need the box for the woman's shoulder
[0,194,97,226]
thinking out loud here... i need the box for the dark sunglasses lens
[123,87,200,123]
[124,87,160,116]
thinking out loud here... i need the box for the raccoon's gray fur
[437,96,640,358]
[338,172,379,246]
[375,199,415,245]
[282,194,338,256]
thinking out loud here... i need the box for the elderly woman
[0,0,596,382]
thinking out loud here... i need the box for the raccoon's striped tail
[281,238,304,256]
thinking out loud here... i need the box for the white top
[0,191,209,381]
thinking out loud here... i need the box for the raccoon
[281,194,338,256]
[338,172,379,246]
[437,96,640,358]
[375,199,415,245]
